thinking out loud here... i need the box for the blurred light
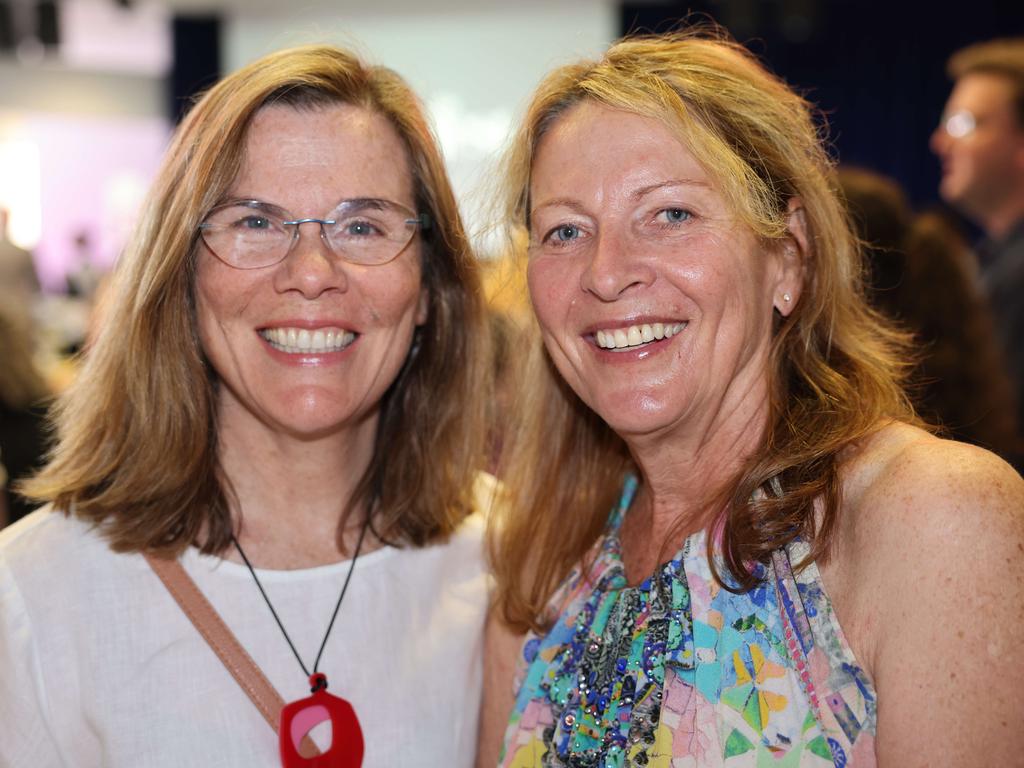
[15,36,46,64]
[103,170,148,259]
[60,0,170,76]
[0,140,42,249]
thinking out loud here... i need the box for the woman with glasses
[0,45,491,766]
[479,31,1024,767]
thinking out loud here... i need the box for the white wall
[0,0,619,283]
[223,1,619,248]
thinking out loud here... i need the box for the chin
[939,176,969,207]
[588,392,685,440]
[266,393,370,439]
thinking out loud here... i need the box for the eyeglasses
[938,109,977,139]
[198,197,431,269]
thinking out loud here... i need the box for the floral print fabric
[499,478,876,767]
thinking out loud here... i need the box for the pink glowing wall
[26,113,169,292]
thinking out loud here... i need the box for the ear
[415,284,430,326]
[773,197,808,317]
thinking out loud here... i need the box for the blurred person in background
[838,167,1022,468]
[0,44,492,767]
[931,37,1024,452]
[481,254,530,474]
[0,207,40,324]
[66,229,104,302]
[480,31,1024,767]
[0,304,51,528]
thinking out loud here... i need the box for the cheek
[193,261,257,350]
[194,266,226,341]
[363,260,425,325]
[527,258,573,333]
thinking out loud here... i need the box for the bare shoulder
[838,422,1024,764]
[844,421,1023,546]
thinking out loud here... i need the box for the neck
[216,397,380,569]
[618,372,771,582]
[980,194,1024,241]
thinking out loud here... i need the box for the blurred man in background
[932,38,1024,460]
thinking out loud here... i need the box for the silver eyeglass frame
[197,198,432,270]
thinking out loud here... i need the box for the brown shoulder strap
[144,553,321,757]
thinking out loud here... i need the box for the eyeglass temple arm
[408,213,432,231]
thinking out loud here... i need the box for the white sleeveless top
[0,487,491,767]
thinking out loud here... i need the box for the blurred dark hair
[838,167,1021,459]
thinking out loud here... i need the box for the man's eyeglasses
[938,109,977,139]
[198,198,431,269]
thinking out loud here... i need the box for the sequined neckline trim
[527,475,698,762]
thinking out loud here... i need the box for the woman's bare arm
[856,437,1024,766]
[476,606,526,768]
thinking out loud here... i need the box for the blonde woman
[480,32,1024,767]
[0,46,491,766]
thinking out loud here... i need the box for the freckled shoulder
[837,422,1024,764]
[843,421,1024,553]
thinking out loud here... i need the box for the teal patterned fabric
[499,477,876,767]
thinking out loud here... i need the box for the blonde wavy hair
[490,30,917,631]
[25,45,489,555]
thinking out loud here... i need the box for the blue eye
[530,221,590,255]
[552,224,580,242]
[346,220,374,236]
[337,218,387,238]
[659,208,691,224]
[240,215,272,230]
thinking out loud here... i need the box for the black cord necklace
[231,516,370,768]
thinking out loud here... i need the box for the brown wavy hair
[24,45,489,555]
[490,30,918,631]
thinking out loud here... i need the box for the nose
[273,220,348,298]
[579,227,656,301]
[930,124,949,157]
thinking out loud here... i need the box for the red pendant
[279,673,364,768]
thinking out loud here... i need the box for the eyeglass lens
[200,199,422,269]
[942,110,977,139]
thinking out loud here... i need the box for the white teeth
[260,327,356,354]
[595,322,686,350]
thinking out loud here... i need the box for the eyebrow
[218,196,403,214]
[530,179,713,218]
[529,197,589,218]
[339,197,391,212]
[630,178,712,200]
[218,198,289,216]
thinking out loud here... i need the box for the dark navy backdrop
[620,1,1024,215]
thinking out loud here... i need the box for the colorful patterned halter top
[499,477,877,767]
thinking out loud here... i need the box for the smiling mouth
[259,327,357,354]
[594,322,687,351]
